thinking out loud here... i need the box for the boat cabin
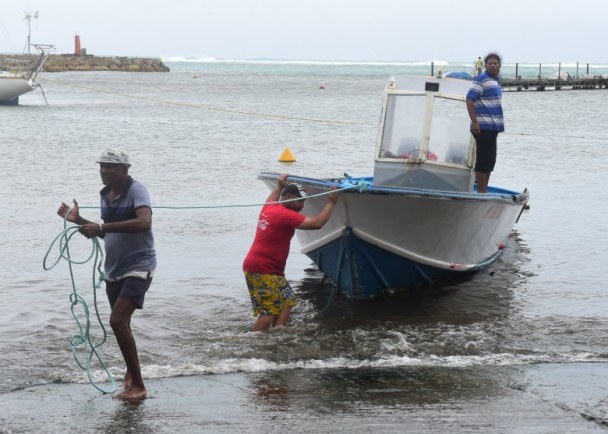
[374,75,476,192]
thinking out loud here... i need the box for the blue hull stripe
[305,228,461,301]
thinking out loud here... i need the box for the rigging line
[37,77,375,127]
[0,19,17,53]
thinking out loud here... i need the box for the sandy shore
[1,363,607,433]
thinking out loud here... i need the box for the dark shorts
[473,130,499,173]
[106,275,152,310]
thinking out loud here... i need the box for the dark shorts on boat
[106,275,152,310]
[473,130,499,173]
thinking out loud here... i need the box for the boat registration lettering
[484,204,505,220]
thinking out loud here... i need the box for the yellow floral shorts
[244,271,297,316]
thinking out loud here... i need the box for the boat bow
[257,75,529,300]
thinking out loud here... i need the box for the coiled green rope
[43,213,116,394]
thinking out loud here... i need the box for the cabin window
[428,97,472,165]
[379,95,426,159]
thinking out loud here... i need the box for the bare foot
[123,372,132,389]
[113,385,147,400]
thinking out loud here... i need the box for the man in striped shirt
[466,53,504,193]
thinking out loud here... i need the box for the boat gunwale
[257,172,529,205]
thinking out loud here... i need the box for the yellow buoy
[279,147,296,162]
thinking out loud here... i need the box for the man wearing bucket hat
[243,173,339,331]
[57,148,156,400]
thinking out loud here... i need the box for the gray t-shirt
[100,177,156,279]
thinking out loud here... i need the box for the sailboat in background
[0,10,54,105]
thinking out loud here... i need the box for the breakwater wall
[0,53,170,72]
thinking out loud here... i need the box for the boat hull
[259,173,528,301]
[0,74,34,105]
[305,227,460,300]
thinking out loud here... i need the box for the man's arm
[297,191,339,230]
[466,99,480,135]
[79,206,152,239]
[100,206,152,233]
[266,174,289,203]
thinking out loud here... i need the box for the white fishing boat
[0,44,54,105]
[259,75,529,301]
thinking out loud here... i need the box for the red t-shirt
[243,202,306,275]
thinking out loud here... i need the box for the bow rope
[43,182,369,392]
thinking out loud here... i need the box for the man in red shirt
[243,174,339,331]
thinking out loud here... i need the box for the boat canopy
[374,75,476,192]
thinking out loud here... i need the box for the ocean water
[1,59,608,431]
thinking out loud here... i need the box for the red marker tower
[74,34,81,56]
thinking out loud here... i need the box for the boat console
[374,75,476,192]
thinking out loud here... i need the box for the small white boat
[259,75,529,301]
[0,44,54,105]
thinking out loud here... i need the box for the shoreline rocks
[0,53,170,72]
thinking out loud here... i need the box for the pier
[430,61,607,92]
[501,76,607,92]
[500,62,607,92]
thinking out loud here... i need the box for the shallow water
[1,61,608,431]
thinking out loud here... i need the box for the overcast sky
[1,0,606,63]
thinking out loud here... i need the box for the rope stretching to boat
[43,211,116,394]
[38,77,600,141]
[38,77,373,127]
[43,185,366,392]
[76,184,362,210]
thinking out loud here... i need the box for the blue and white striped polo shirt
[466,72,504,132]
